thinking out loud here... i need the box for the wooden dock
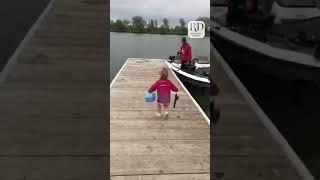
[110,58,210,179]
[211,45,314,180]
[0,0,107,179]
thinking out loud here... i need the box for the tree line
[110,16,210,36]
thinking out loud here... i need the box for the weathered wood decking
[110,58,210,179]
[211,45,314,180]
[0,0,107,179]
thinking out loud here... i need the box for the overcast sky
[110,0,210,27]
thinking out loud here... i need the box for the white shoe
[155,112,161,117]
[164,112,169,119]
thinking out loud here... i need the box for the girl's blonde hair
[159,67,168,79]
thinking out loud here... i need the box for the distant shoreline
[110,16,210,37]
[110,30,186,36]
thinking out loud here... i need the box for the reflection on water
[110,32,210,117]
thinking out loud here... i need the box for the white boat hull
[165,60,210,84]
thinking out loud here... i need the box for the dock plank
[111,110,204,119]
[0,157,106,180]
[212,46,307,179]
[0,0,107,179]
[213,156,300,180]
[111,174,210,180]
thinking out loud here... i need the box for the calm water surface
[110,32,210,116]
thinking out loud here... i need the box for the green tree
[132,16,146,33]
[111,19,126,32]
[110,19,115,31]
[146,20,151,32]
[159,26,167,34]
[110,16,203,35]
[155,20,158,28]
[150,19,155,32]
[146,19,155,32]
[158,18,170,34]
[174,26,180,34]
[154,19,158,33]
[179,18,186,28]
[163,18,169,29]
[122,20,130,31]
[178,18,187,35]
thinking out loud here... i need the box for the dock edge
[164,59,210,125]
[0,0,56,83]
[211,43,315,180]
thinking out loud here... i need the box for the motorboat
[165,56,210,87]
[211,0,320,82]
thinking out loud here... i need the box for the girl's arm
[148,81,158,93]
[170,81,178,92]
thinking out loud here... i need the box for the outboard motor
[168,56,175,63]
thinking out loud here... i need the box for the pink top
[180,42,192,63]
[148,78,178,104]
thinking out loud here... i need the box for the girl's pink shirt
[148,78,178,103]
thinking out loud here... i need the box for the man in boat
[178,37,192,70]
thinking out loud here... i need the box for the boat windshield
[276,0,317,7]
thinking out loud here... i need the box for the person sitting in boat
[177,37,192,69]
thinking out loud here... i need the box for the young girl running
[148,67,178,119]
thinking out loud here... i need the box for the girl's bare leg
[155,103,161,117]
[163,104,169,119]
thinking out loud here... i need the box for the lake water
[110,32,210,116]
